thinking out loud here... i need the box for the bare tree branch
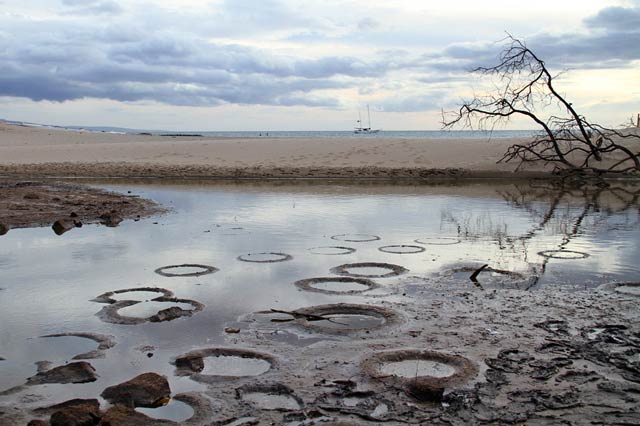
[443,35,640,176]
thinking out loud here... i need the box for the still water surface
[1,180,639,406]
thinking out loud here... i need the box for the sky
[0,0,638,130]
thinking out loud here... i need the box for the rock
[27,362,98,385]
[148,306,191,322]
[174,355,204,373]
[101,372,170,408]
[99,212,123,227]
[224,327,240,334]
[27,421,48,426]
[49,399,100,426]
[100,405,175,426]
[404,380,445,402]
[0,223,9,235]
[52,218,81,235]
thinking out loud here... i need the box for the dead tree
[443,36,640,176]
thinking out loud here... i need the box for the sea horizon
[1,118,537,140]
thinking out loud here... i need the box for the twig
[470,264,489,282]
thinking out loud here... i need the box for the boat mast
[367,104,371,129]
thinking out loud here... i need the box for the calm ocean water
[1,120,537,139]
[153,130,538,139]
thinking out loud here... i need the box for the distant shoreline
[1,122,638,180]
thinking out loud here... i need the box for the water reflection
[0,179,639,397]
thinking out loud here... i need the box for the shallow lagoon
[1,179,639,411]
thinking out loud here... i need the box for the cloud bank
[0,1,638,126]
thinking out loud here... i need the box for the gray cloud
[1,2,638,113]
[62,0,122,15]
[584,6,640,31]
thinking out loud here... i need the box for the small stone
[101,372,170,408]
[225,327,241,334]
[0,223,9,235]
[52,219,76,235]
[27,362,98,385]
[175,355,204,372]
[148,306,191,322]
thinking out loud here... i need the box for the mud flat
[0,180,164,232]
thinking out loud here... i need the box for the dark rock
[0,223,9,235]
[27,362,98,385]
[52,219,77,235]
[100,405,175,426]
[404,380,444,402]
[148,306,192,322]
[50,399,100,426]
[224,327,240,334]
[24,192,40,200]
[101,372,170,408]
[69,212,78,218]
[174,355,204,372]
[27,421,48,426]
[99,212,123,227]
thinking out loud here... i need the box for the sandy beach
[0,123,558,179]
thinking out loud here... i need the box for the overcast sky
[0,0,638,130]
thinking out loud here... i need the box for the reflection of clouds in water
[71,241,130,261]
[2,182,640,391]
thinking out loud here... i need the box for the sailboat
[354,105,380,134]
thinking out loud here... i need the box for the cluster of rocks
[27,373,178,426]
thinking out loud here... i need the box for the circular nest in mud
[293,303,402,335]
[235,383,303,411]
[362,349,477,398]
[308,246,356,255]
[92,287,174,304]
[294,277,379,295]
[331,234,381,243]
[379,244,426,254]
[331,262,409,278]
[414,237,461,245]
[598,281,640,296]
[174,348,277,383]
[95,296,204,325]
[155,264,219,277]
[537,249,590,260]
[237,252,293,263]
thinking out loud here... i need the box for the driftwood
[470,264,489,282]
[269,309,348,326]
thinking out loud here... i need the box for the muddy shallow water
[1,179,639,424]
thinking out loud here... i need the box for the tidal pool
[1,179,639,402]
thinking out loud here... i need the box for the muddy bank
[0,181,165,231]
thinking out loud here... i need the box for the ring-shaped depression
[331,262,408,278]
[294,277,379,295]
[308,246,356,255]
[237,252,293,263]
[538,250,590,259]
[155,264,219,277]
[379,245,426,254]
[331,234,381,243]
[414,237,461,245]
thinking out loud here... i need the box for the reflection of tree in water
[441,182,640,289]
[500,182,640,288]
